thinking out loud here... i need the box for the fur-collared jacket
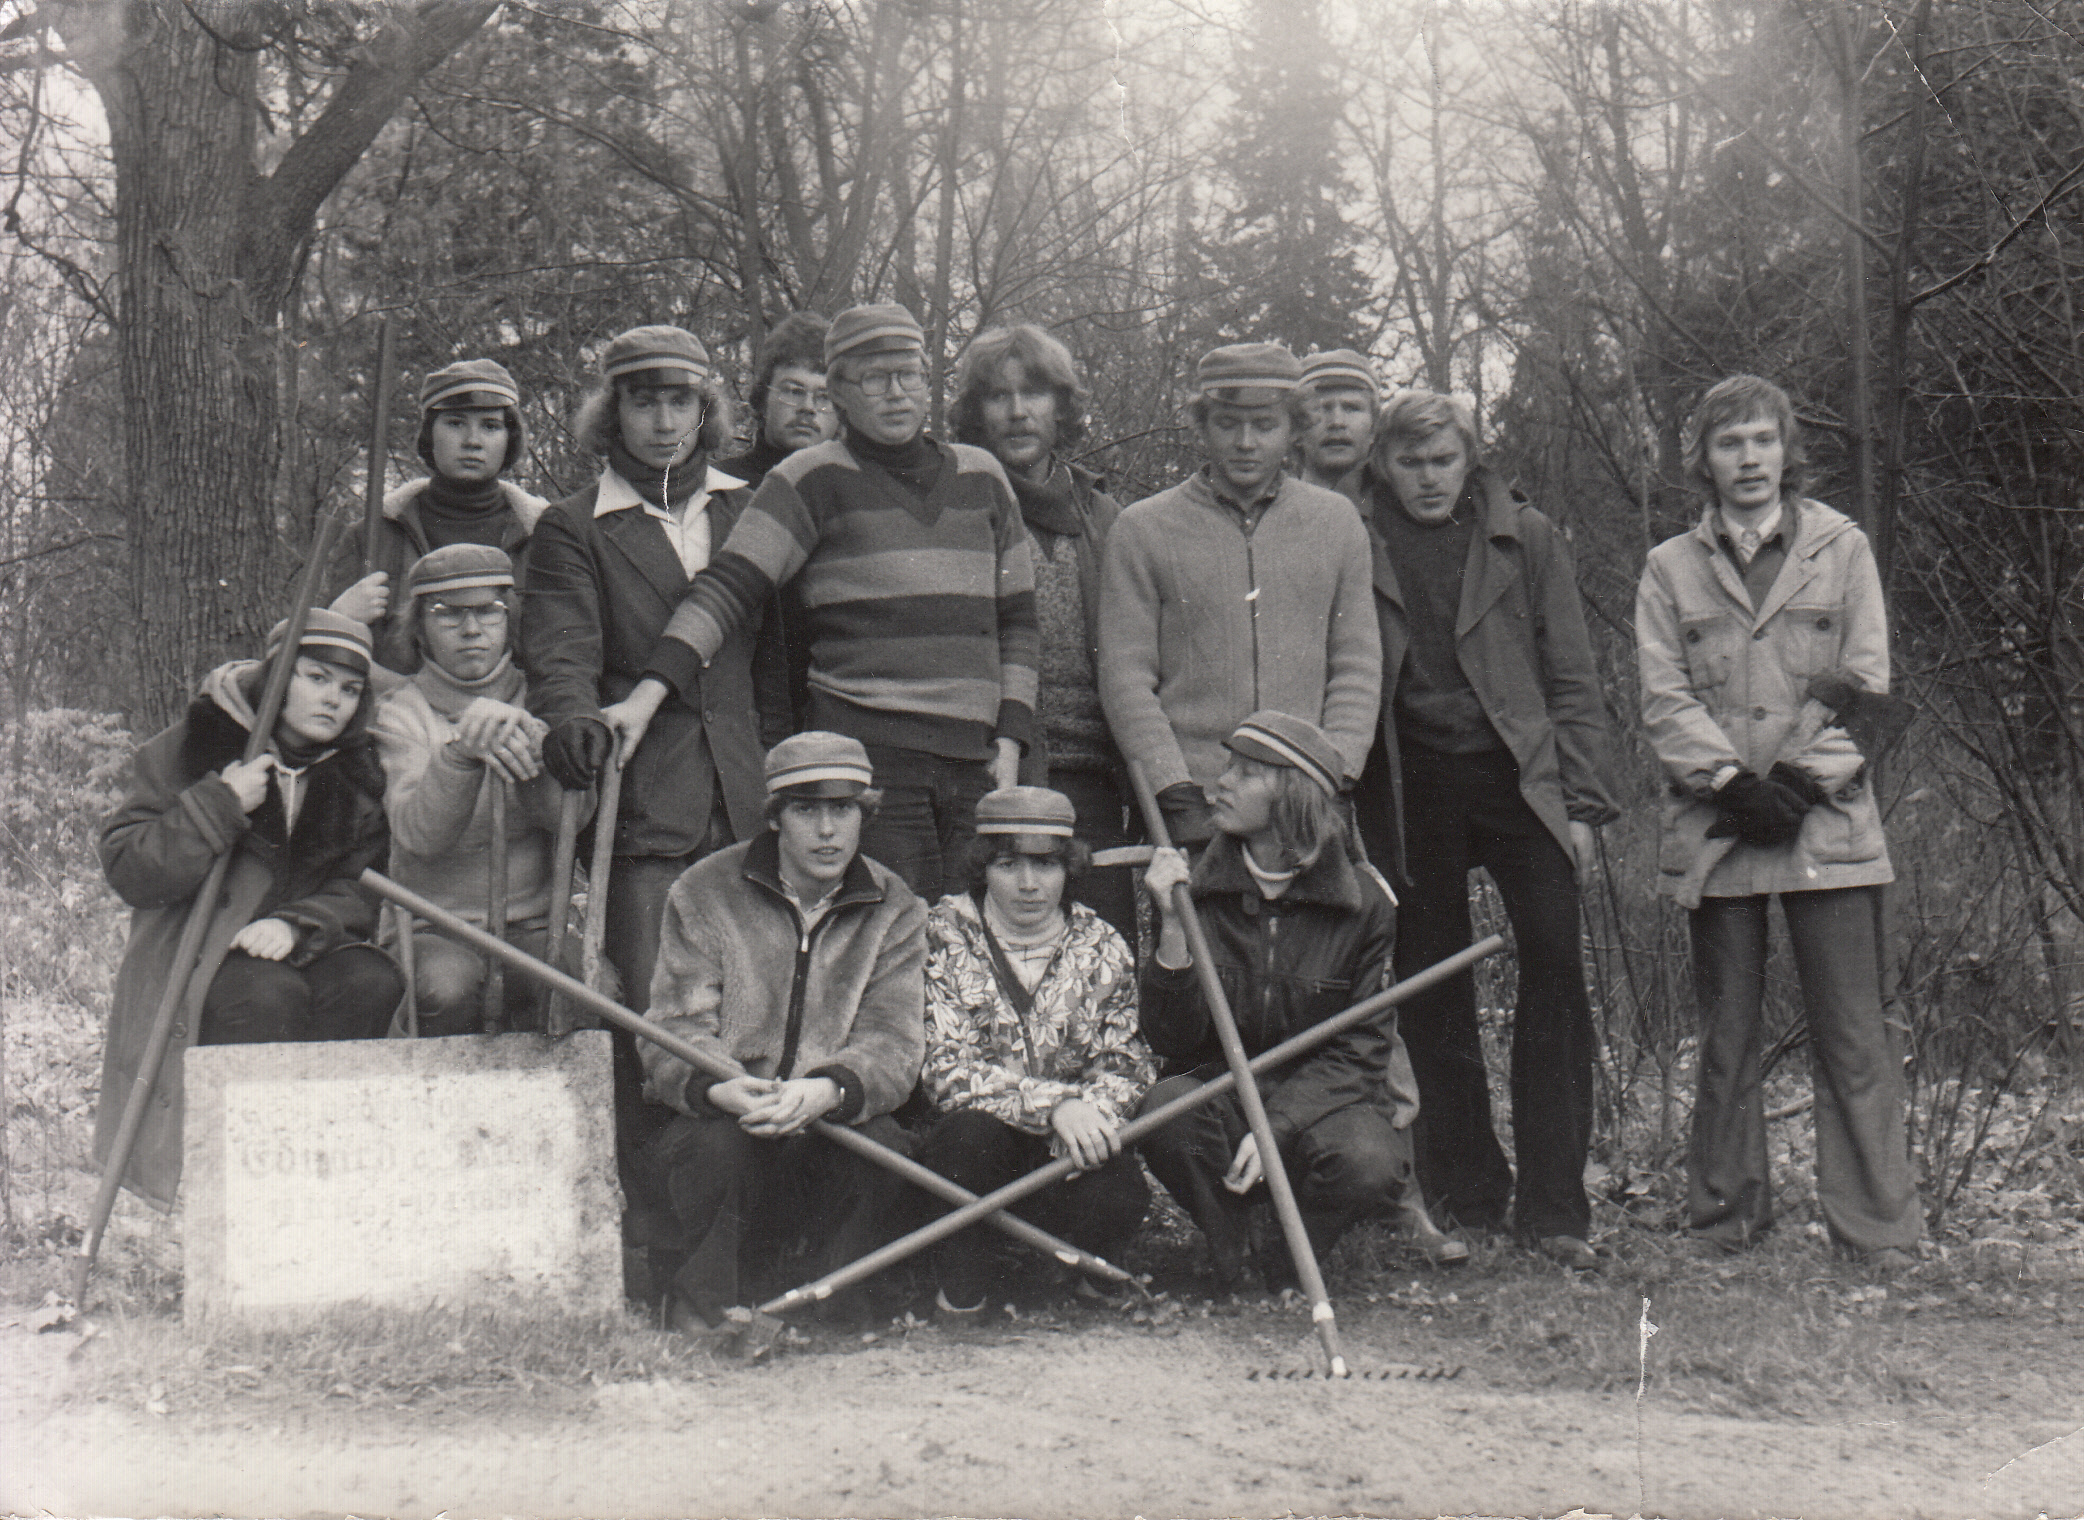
[1139,833,1419,1147]
[921,892,1154,1134]
[329,478,550,676]
[93,662,391,1207]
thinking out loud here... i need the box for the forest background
[1,0,2080,1259]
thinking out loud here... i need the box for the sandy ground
[6,1304,2081,1520]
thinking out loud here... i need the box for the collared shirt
[781,874,845,937]
[1715,498,1795,610]
[1717,500,1784,568]
[1204,464,1286,528]
[592,463,748,577]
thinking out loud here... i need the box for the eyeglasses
[426,600,510,629]
[842,367,930,398]
[772,382,834,412]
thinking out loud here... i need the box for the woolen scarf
[607,436,704,510]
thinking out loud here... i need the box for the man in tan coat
[1635,374,1918,1267]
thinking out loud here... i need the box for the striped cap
[405,543,514,601]
[826,303,925,364]
[1224,710,1344,797]
[265,608,374,676]
[764,730,874,797]
[601,325,711,385]
[973,786,1077,843]
[420,358,520,414]
[1196,342,1302,399]
[1299,349,1379,395]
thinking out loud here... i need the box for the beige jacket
[1635,498,1894,904]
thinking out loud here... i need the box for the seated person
[1136,711,1446,1294]
[634,731,926,1329]
[909,787,1156,1315]
[372,544,589,1034]
[96,609,400,1208]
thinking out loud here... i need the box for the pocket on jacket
[1678,615,1734,690]
[1780,600,1845,681]
[1657,795,1711,876]
[1800,782,1885,864]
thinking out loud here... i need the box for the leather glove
[542,716,613,791]
[1767,761,1829,810]
[1157,780,1215,847]
[1704,769,1808,848]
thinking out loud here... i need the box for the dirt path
[7,1308,2081,1520]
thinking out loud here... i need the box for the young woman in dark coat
[1135,710,1449,1293]
[94,609,400,1207]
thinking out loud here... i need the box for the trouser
[907,1108,1149,1307]
[1688,887,1920,1252]
[1376,746,1596,1240]
[197,944,401,1045]
[1137,1075,1413,1290]
[403,922,594,1037]
[1048,764,1142,953]
[856,742,995,902]
[633,1104,913,1325]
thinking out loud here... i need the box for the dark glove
[1157,780,1215,847]
[1704,769,1808,848]
[1766,761,1829,810]
[543,716,613,791]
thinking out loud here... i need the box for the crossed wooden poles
[361,866,1503,1366]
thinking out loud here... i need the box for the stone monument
[182,1031,622,1322]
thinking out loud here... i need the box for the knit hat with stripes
[1196,342,1302,401]
[1299,349,1380,396]
[1224,710,1344,797]
[420,359,520,414]
[973,786,1078,849]
[405,543,514,602]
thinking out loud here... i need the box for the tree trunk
[59,1,498,732]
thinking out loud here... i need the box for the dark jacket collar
[740,829,886,912]
[1190,833,1364,911]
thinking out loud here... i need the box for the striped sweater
[646,436,1039,761]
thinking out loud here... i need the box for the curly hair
[958,832,1093,896]
[746,312,830,444]
[572,371,735,460]
[1680,374,1805,499]
[948,324,1089,451]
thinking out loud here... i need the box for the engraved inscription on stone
[184,1034,621,1321]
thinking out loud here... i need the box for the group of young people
[93,300,1923,1329]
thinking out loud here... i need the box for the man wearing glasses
[610,303,1040,900]
[374,544,584,1033]
[720,312,840,490]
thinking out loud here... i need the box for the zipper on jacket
[777,918,814,1079]
[1242,522,1263,712]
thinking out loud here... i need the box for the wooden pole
[1127,760,1349,1377]
[361,318,396,577]
[395,903,419,1038]
[541,790,584,1036]
[760,935,1506,1316]
[481,771,509,1033]
[72,508,347,1303]
[359,870,1134,1285]
[581,759,624,998]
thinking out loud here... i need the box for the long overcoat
[1635,498,1894,906]
[93,663,390,1207]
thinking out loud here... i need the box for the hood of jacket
[189,660,385,848]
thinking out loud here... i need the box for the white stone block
[182,1032,622,1322]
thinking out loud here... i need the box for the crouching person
[909,787,1155,1315]
[373,545,587,1034]
[95,610,399,1206]
[633,732,926,1329]
[1137,712,1429,1295]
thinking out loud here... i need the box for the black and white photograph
[1,1,2080,1516]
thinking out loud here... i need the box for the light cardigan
[1098,468,1381,792]
[371,655,570,930]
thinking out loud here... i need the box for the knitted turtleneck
[844,425,941,497]
[607,437,704,510]
[413,651,524,718]
[419,475,510,550]
[1005,457,1082,538]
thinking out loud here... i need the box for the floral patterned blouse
[922,893,1157,1134]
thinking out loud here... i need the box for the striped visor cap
[765,730,874,798]
[1299,349,1380,396]
[973,786,1077,852]
[406,543,514,602]
[1224,710,1344,797]
[266,608,373,676]
[602,325,711,386]
[420,359,520,413]
[826,303,926,364]
[1196,342,1302,402]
